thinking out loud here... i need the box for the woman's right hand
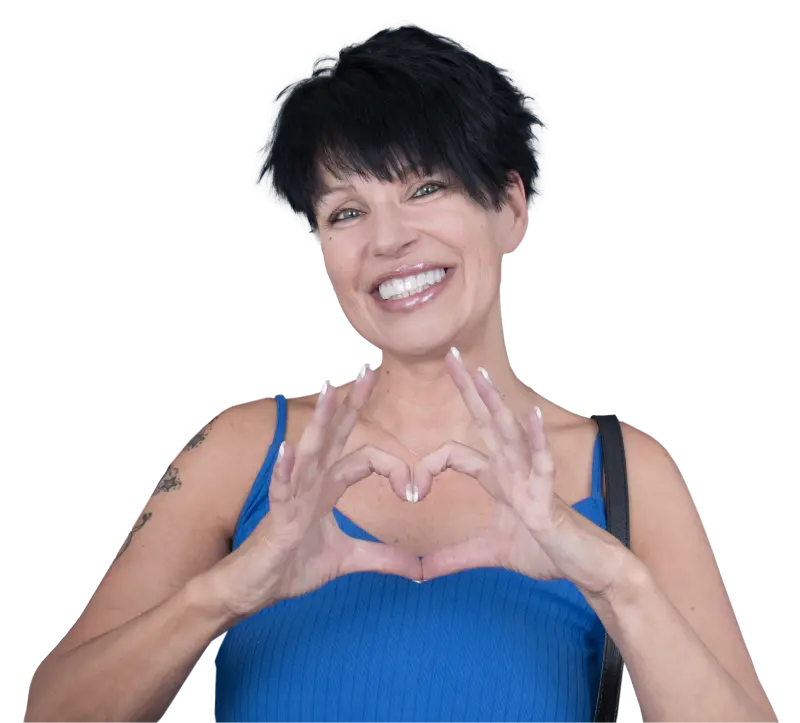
[202,365,422,620]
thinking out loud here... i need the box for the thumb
[340,539,423,581]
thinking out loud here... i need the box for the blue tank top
[215,394,608,722]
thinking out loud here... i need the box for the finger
[326,443,412,506]
[472,367,527,450]
[444,349,498,450]
[268,441,297,505]
[420,532,499,580]
[293,379,340,463]
[322,364,377,465]
[524,407,556,480]
[413,440,489,500]
[340,538,423,580]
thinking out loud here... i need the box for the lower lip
[371,268,455,312]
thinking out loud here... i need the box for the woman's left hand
[414,349,631,597]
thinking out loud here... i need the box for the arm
[578,424,778,722]
[24,399,277,722]
[586,557,774,722]
[25,575,236,722]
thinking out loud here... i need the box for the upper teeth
[378,268,447,300]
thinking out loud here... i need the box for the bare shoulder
[39,395,282,663]
[280,388,333,446]
[209,396,283,538]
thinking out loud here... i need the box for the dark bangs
[256,25,546,233]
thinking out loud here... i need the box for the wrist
[580,547,651,611]
[183,571,247,639]
[605,551,652,607]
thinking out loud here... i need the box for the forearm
[25,575,239,722]
[579,555,776,722]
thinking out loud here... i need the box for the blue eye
[327,181,446,226]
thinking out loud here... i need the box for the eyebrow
[315,182,356,209]
[314,168,451,212]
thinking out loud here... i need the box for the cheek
[322,252,360,296]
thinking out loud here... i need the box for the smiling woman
[24,23,777,723]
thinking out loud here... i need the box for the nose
[370,205,419,257]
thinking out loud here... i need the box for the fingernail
[449,346,461,362]
[318,380,329,404]
[277,440,285,461]
[535,406,543,424]
[412,579,423,584]
[477,366,492,385]
[406,483,419,503]
[358,363,369,381]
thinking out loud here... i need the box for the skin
[311,164,778,720]
[314,162,540,451]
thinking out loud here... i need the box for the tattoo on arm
[117,436,196,558]
[152,465,181,496]
[115,512,152,560]
[181,423,211,452]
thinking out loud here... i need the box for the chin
[377,333,458,359]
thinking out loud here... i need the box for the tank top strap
[231,394,287,550]
[590,428,604,502]
[274,393,287,447]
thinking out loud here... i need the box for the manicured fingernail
[277,440,285,461]
[477,366,492,385]
[406,483,419,503]
[449,346,461,362]
[318,380,329,404]
[535,406,543,424]
[412,579,422,584]
[358,363,369,381]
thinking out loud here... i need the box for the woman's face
[314,164,528,357]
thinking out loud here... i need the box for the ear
[499,170,529,255]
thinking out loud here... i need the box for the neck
[360,300,537,452]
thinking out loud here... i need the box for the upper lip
[368,262,452,292]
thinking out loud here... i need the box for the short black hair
[256,24,545,234]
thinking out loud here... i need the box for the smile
[370,267,455,312]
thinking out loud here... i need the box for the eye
[327,180,447,226]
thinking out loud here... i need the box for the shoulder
[189,396,282,538]
[202,396,279,461]
[614,420,693,558]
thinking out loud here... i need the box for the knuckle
[326,462,344,486]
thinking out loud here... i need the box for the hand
[206,368,422,619]
[414,349,629,597]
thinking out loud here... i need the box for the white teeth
[378,268,447,300]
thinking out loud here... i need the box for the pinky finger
[525,407,546,450]
[268,441,296,506]
[525,408,555,478]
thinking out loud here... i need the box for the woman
[25,24,776,722]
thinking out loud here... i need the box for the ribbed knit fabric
[215,394,608,722]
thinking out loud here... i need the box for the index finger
[326,443,412,505]
[413,440,489,500]
[294,364,374,466]
[445,349,498,451]
[322,363,378,465]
